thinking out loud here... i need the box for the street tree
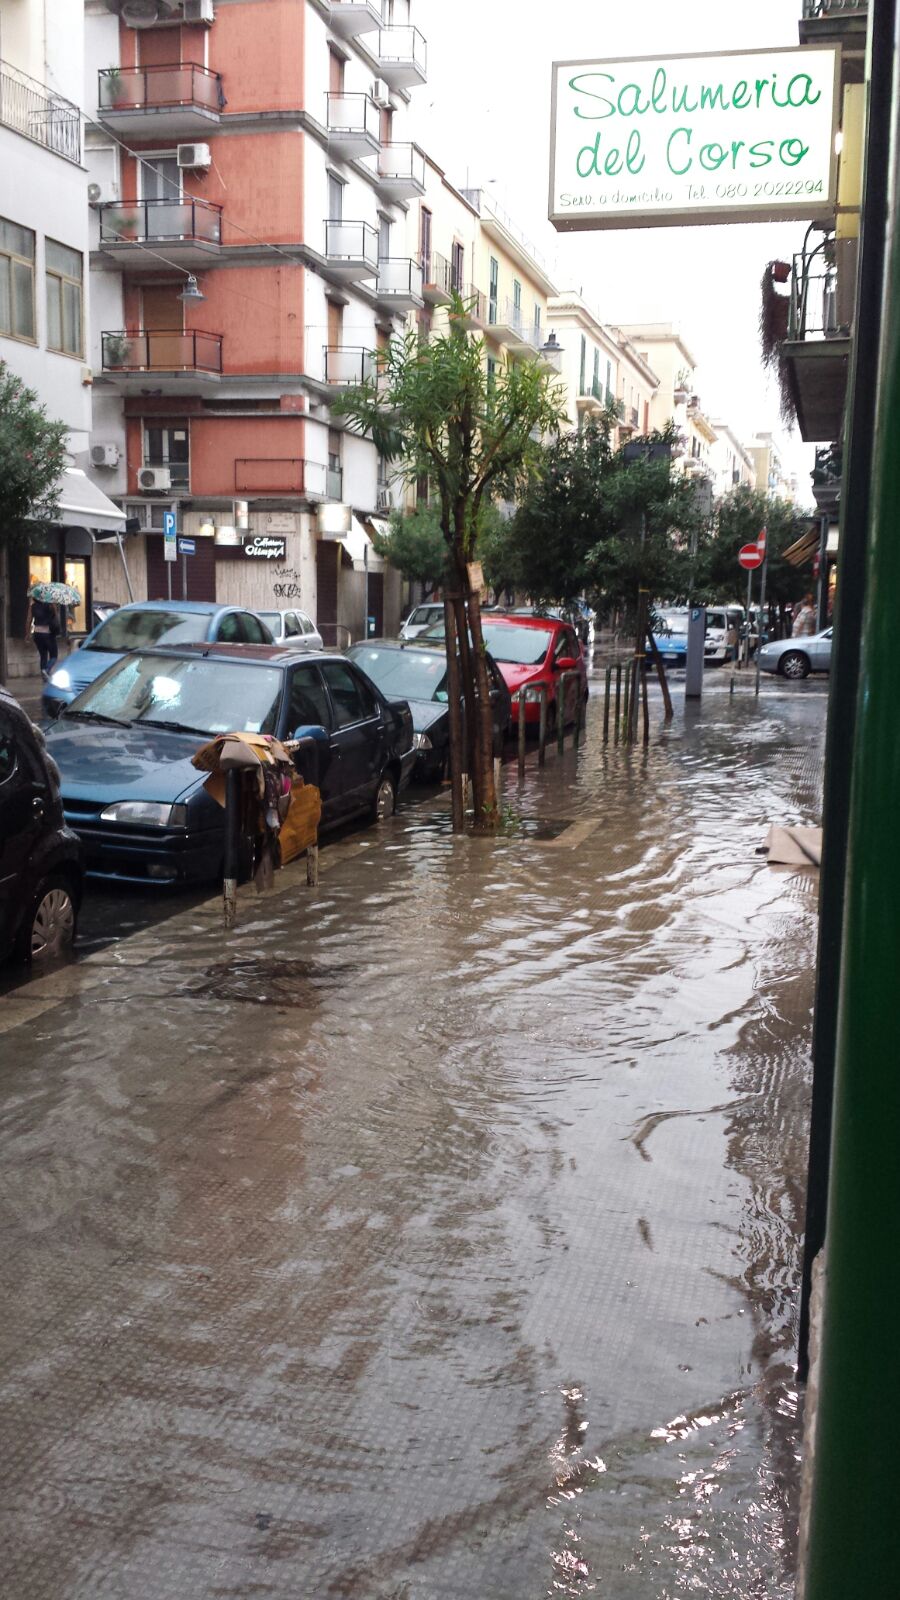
[334,297,566,830]
[697,485,814,635]
[0,362,69,680]
[372,506,446,598]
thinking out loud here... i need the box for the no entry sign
[739,542,764,570]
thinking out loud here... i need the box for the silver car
[400,602,444,641]
[257,608,323,652]
[757,627,832,679]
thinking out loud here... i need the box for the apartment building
[747,432,798,502]
[545,290,621,431]
[84,0,429,641]
[710,421,756,497]
[0,0,126,675]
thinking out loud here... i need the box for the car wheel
[15,874,77,964]
[779,650,810,680]
[371,772,397,822]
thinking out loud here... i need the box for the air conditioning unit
[121,0,163,26]
[177,142,211,170]
[183,0,215,20]
[138,466,172,491]
[91,443,120,468]
[87,180,117,207]
[376,486,390,510]
[372,79,391,108]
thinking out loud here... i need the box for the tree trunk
[466,583,499,829]
[443,589,465,832]
[0,544,8,685]
[453,589,476,772]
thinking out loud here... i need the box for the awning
[338,515,385,574]
[56,468,126,536]
[783,526,820,568]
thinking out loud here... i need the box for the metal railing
[631,406,640,428]
[98,197,222,245]
[377,25,427,73]
[98,62,223,114]
[789,238,849,340]
[377,142,425,188]
[0,59,81,163]
[326,466,343,499]
[802,0,867,15]
[324,219,379,264]
[101,328,223,373]
[421,249,451,295]
[377,256,424,299]
[323,346,375,385]
[325,91,380,141]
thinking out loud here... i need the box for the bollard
[493,755,502,795]
[461,771,470,812]
[730,673,735,696]
[223,767,241,929]
[306,844,319,886]
[603,666,612,745]
[621,663,631,742]
[614,664,622,745]
[538,685,548,766]
[642,663,650,746]
[517,689,527,780]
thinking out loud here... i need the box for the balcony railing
[376,256,424,303]
[101,328,223,374]
[631,406,640,429]
[789,238,850,340]
[325,90,380,152]
[421,250,451,299]
[0,59,81,163]
[324,219,379,271]
[375,142,426,195]
[98,62,223,115]
[802,0,867,14]
[326,466,344,500]
[98,197,222,246]
[461,284,487,325]
[323,346,375,385]
[377,25,427,87]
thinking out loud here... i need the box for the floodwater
[0,677,824,1598]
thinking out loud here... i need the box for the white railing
[0,59,81,163]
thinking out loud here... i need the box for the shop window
[0,217,35,343]
[45,239,83,357]
[64,559,88,633]
[144,425,190,488]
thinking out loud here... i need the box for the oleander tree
[0,362,69,681]
[372,506,446,598]
[333,296,566,831]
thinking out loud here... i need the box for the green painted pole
[803,28,900,1592]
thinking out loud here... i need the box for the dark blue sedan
[43,645,416,885]
[43,600,274,718]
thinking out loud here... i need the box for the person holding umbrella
[26,579,81,681]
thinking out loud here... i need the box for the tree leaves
[0,362,70,550]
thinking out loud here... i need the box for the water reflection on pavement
[0,683,823,1598]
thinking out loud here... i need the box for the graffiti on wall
[271,565,304,602]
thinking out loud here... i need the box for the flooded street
[0,679,824,1598]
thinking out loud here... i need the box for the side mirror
[290,723,330,784]
[555,656,578,672]
[291,722,328,743]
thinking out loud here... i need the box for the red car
[479,615,588,729]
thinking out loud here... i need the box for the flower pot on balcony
[104,334,131,368]
[770,260,791,283]
[108,212,138,242]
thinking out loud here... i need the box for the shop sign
[264,513,297,535]
[244,536,287,561]
[550,46,839,231]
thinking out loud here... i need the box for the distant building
[710,421,756,497]
[747,433,798,502]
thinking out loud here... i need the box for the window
[327,174,344,222]
[328,47,345,94]
[284,611,302,638]
[215,613,242,642]
[240,613,269,644]
[0,218,35,342]
[488,256,498,323]
[0,712,19,786]
[579,334,586,395]
[140,155,180,203]
[145,424,190,488]
[486,355,496,388]
[378,214,392,261]
[420,206,432,276]
[380,106,393,143]
[321,660,372,727]
[289,663,332,730]
[606,359,612,398]
[299,613,317,635]
[451,240,464,293]
[593,348,600,389]
[45,239,83,357]
[512,278,522,324]
[328,428,342,475]
[534,303,541,338]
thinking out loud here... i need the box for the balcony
[376,26,427,90]
[576,377,605,414]
[421,250,451,303]
[322,346,376,388]
[326,466,344,500]
[811,443,843,512]
[97,197,222,266]
[235,459,327,498]
[487,298,539,354]
[327,0,384,39]
[100,328,223,394]
[782,237,853,440]
[451,284,487,330]
[376,256,424,311]
[374,142,425,200]
[0,58,81,163]
[326,91,380,158]
[97,62,222,137]
[324,219,378,280]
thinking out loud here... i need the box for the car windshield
[68,652,284,735]
[707,611,728,629]
[258,612,282,634]
[410,606,441,625]
[350,646,448,703]
[656,611,689,634]
[87,608,210,652]
[481,623,553,665]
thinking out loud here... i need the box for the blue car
[43,600,274,718]
[648,607,689,666]
[43,645,416,885]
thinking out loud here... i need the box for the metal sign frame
[549,44,841,232]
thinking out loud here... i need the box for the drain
[188,956,357,1008]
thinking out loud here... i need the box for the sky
[413,0,815,493]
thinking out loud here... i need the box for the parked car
[649,607,690,667]
[704,606,738,666]
[257,608,324,652]
[347,638,512,780]
[420,614,588,729]
[757,628,832,680]
[43,646,416,885]
[42,601,276,718]
[400,602,445,641]
[0,688,83,964]
[91,600,121,629]
[507,602,595,650]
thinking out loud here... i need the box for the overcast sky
[414,0,815,492]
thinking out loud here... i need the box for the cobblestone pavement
[0,680,825,1598]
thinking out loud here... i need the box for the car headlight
[523,685,546,701]
[412,732,432,751]
[99,801,188,827]
[49,668,71,689]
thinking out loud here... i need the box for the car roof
[123,643,341,667]
[113,600,249,616]
[485,613,562,629]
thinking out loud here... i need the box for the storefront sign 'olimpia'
[549,47,840,231]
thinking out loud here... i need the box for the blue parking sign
[163,508,177,562]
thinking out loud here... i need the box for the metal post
[306,844,319,886]
[115,532,135,602]
[517,688,527,780]
[754,552,768,697]
[603,666,612,744]
[803,13,900,1578]
[641,664,650,745]
[182,549,187,602]
[222,767,241,929]
[744,566,753,666]
[538,686,548,765]
[614,664,622,744]
[621,663,630,743]
[167,560,172,601]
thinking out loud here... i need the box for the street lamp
[178,274,205,302]
[540,329,564,369]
